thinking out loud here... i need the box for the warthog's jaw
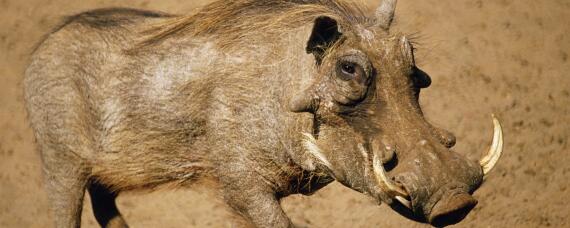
[302,116,504,226]
[373,115,504,202]
[370,116,504,226]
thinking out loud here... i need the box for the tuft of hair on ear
[306,16,342,65]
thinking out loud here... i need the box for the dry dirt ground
[1,0,569,227]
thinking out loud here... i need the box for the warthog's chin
[372,151,477,226]
[384,187,478,227]
[428,192,478,227]
[300,116,503,226]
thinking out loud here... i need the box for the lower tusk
[395,196,412,208]
[480,115,504,176]
[372,152,409,199]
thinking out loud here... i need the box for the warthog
[25,0,504,227]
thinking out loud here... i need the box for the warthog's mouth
[371,116,503,226]
[386,185,479,227]
[303,116,503,226]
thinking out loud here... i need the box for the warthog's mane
[133,0,372,51]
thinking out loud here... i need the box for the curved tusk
[372,152,411,208]
[395,196,412,209]
[480,115,504,176]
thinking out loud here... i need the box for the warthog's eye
[341,62,356,74]
[337,61,364,82]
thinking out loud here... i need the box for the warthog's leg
[220,173,293,228]
[224,191,293,228]
[41,146,89,228]
[88,182,128,228]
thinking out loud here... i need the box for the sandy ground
[1,0,569,227]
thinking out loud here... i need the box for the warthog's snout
[369,117,503,226]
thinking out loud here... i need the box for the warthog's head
[290,0,503,226]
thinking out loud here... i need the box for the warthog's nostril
[440,131,456,148]
[428,193,478,227]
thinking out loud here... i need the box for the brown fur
[25,0,485,227]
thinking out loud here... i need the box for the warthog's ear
[306,16,342,64]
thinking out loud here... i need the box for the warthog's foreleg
[220,172,293,228]
[224,191,293,228]
[41,146,89,228]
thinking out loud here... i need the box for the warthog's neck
[168,26,333,194]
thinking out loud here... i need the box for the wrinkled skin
[24,1,497,228]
